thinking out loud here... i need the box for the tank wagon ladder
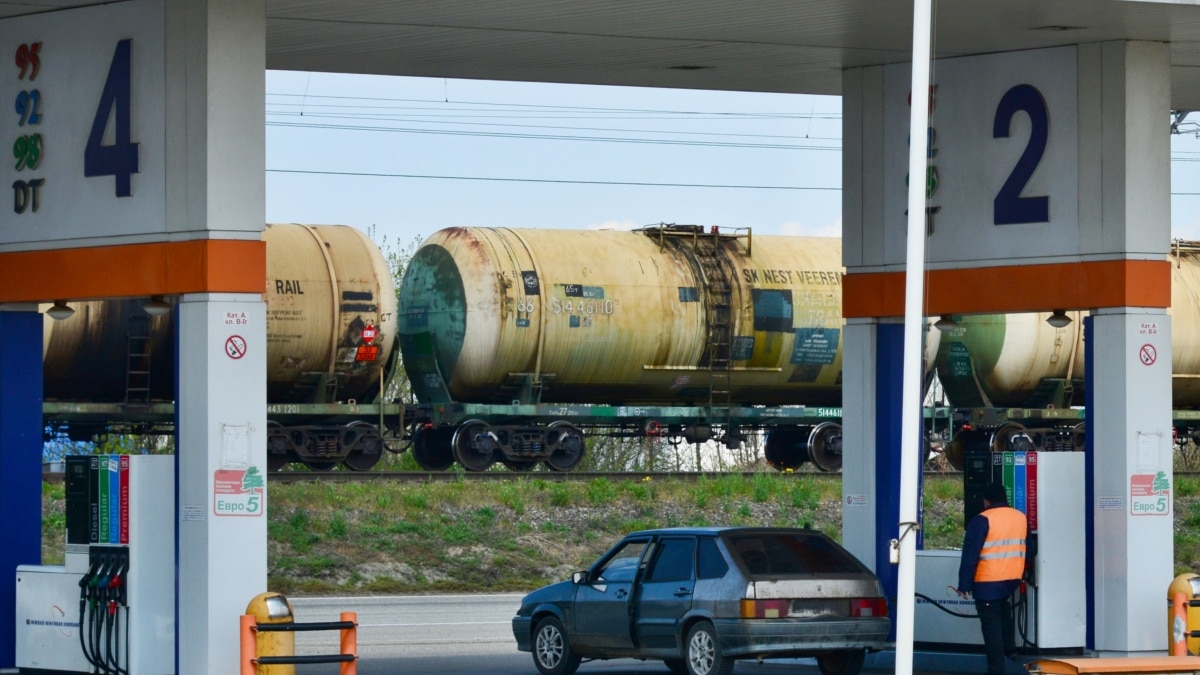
[693,227,751,442]
[694,229,734,414]
[124,314,152,405]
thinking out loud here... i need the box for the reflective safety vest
[975,506,1027,582]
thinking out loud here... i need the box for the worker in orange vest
[956,482,1028,675]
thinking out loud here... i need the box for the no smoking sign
[225,335,247,360]
[1139,343,1156,366]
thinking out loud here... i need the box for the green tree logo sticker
[1153,470,1170,494]
[242,466,264,491]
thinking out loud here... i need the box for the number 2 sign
[880,45,1081,266]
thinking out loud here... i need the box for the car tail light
[851,597,888,618]
[740,599,790,619]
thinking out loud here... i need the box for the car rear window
[697,537,728,579]
[725,531,865,575]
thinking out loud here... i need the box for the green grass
[37,472,1200,594]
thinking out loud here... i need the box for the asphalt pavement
[286,593,1028,674]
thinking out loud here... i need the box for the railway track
[44,468,1200,483]
[43,469,955,483]
[265,470,861,483]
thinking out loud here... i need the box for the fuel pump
[912,438,1086,653]
[16,455,174,673]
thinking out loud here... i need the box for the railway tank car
[933,240,1200,465]
[396,224,935,472]
[42,223,398,471]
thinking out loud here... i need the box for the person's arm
[957,515,989,594]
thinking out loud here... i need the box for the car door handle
[674,588,692,597]
[615,589,628,599]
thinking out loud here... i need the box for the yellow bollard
[1169,574,1200,656]
[245,592,297,675]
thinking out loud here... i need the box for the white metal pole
[897,1,933,674]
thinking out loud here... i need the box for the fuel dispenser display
[16,455,174,673]
[914,442,1086,653]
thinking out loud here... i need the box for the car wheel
[817,649,866,675]
[663,658,688,674]
[532,616,582,675]
[684,621,733,675]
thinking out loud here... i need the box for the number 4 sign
[84,39,139,197]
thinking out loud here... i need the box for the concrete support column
[1087,309,1173,654]
[169,0,266,672]
[0,306,42,667]
[842,319,879,567]
[843,319,907,598]
[176,294,267,674]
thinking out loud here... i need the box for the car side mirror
[572,570,588,584]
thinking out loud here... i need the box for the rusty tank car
[934,241,1200,467]
[397,224,882,472]
[42,223,398,471]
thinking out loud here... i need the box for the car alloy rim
[689,629,715,674]
[536,625,564,667]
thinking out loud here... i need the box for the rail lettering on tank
[740,269,843,285]
[266,404,301,414]
[274,279,304,294]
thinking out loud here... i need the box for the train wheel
[266,422,293,472]
[412,426,455,471]
[342,422,383,471]
[1072,422,1086,451]
[805,422,843,472]
[452,420,496,472]
[764,429,806,471]
[991,421,1030,453]
[544,422,584,471]
[502,459,538,472]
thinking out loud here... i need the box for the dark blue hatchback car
[512,526,890,675]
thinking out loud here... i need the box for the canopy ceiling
[8,1,1200,106]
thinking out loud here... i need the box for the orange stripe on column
[843,259,1170,318]
[0,239,266,302]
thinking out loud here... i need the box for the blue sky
[265,70,1200,246]
[264,71,843,246]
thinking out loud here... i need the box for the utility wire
[267,168,1200,195]
[267,112,841,142]
[266,120,838,150]
[265,168,839,190]
[266,91,842,119]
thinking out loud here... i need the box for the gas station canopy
[7,1,1200,106]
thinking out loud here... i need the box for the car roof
[624,526,822,538]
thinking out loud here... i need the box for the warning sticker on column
[214,467,265,517]
[1130,471,1170,516]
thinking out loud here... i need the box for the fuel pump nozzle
[78,558,104,672]
[106,554,129,674]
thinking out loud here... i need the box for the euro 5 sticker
[213,467,265,517]
[1130,471,1170,516]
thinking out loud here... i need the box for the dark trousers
[975,595,1014,675]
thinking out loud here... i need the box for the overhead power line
[266,168,840,190]
[266,91,842,120]
[267,168,1200,195]
[266,120,839,150]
